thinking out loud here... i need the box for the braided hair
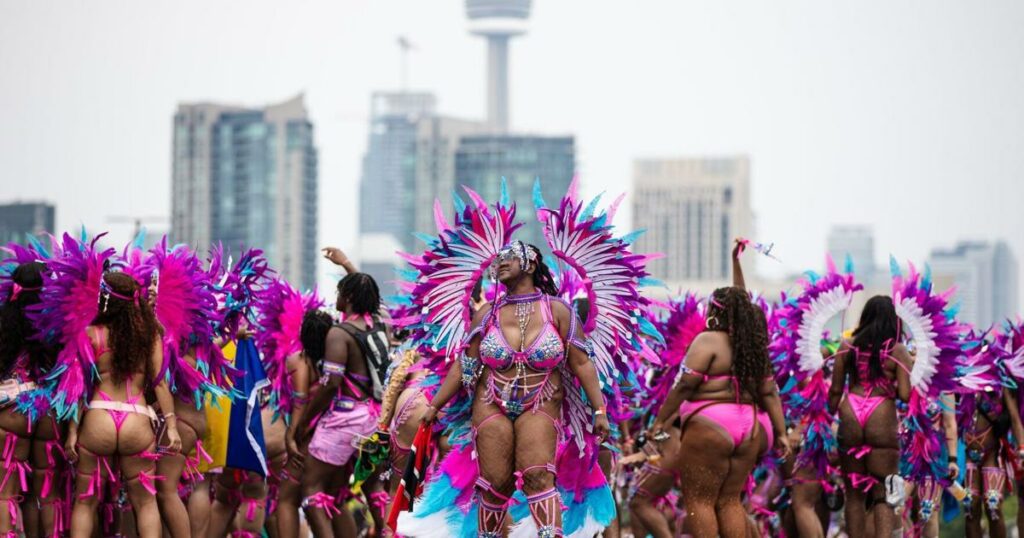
[337,272,382,316]
[0,262,52,378]
[527,245,559,297]
[300,309,335,362]
[707,286,772,406]
[849,295,900,386]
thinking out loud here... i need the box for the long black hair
[337,272,382,316]
[707,286,772,405]
[92,272,160,384]
[527,245,559,296]
[849,295,900,386]
[0,262,52,378]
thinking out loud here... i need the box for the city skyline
[2,1,1023,310]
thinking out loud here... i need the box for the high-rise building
[632,157,754,282]
[413,116,489,237]
[455,135,575,249]
[928,240,1019,328]
[465,0,531,132]
[827,225,877,277]
[171,94,318,289]
[359,92,437,254]
[0,202,55,245]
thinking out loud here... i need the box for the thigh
[513,409,559,473]
[472,400,514,487]
[677,422,731,501]
[262,408,287,461]
[78,410,118,457]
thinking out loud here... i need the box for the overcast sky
[1,1,1022,309]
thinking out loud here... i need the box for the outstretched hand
[322,247,349,267]
[732,238,747,259]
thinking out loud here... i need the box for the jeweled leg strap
[475,476,511,538]
[525,487,563,538]
[302,492,341,519]
[983,466,1006,520]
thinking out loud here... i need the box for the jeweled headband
[489,240,537,281]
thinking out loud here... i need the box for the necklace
[505,291,542,305]
[514,299,534,353]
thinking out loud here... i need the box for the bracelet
[594,408,606,417]
[163,412,175,419]
[947,455,956,463]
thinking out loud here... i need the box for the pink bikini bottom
[679,400,773,449]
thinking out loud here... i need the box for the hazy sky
[1,1,1022,309]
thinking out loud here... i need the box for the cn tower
[465,0,531,133]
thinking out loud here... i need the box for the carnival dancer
[905,392,957,538]
[650,241,789,538]
[254,276,324,538]
[294,271,390,538]
[141,237,234,538]
[827,296,912,538]
[38,235,182,538]
[419,240,608,538]
[628,293,705,538]
[204,247,272,538]
[770,253,863,538]
[0,244,64,537]
[960,333,1024,538]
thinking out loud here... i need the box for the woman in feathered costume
[0,240,64,537]
[253,275,323,538]
[649,240,790,538]
[43,234,182,538]
[959,328,1024,536]
[146,237,232,538]
[826,294,913,538]
[769,254,862,538]
[627,292,704,538]
[396,181,622,538]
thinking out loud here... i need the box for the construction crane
[106,216,168,239]
[397,35,417,92]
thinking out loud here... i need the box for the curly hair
[337,273,381,316]
[707,286,773,406]
[92,272,160,384]
[300,310,335,362]
[527,245,559,297]
[0,262,53,378]
[849,295,900,387]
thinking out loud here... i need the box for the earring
[705,316,718,330]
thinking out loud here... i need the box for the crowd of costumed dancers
[1,178,1023,538]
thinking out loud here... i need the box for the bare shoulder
[548,298,572,321]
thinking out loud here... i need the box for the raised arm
[732,239,747,290]
[556,301,609,440]
[322,246,358,275]
[150,338,181,453]
[297,327,349,441]
[652,332,715,431]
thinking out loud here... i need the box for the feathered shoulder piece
[534,177,664,451]
[149,237,231,405]
[996,320,1024,384]
[769,256,860,478]
[35,232,115,420]
[396,180,522,363]
[772,256,862,386]
[644,293,705,413]
[255,279,323,419]
[208,245,271,339]
[890,257,963,395]
[533,177,664,374]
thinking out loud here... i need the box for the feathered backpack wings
[255,279,323,420]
